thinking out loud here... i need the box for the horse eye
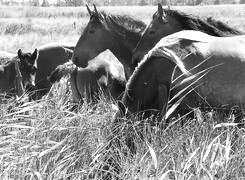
[89,29,95,34]
[31,67,36,74]
[148,30,156,35]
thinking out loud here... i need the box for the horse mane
[206,17,243,35]
[91,11,146,39]
[162,9,243,36]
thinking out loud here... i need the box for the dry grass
[0,4,245,180]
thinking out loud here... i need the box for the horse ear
[93,4,99,16]
[31,49,38,62]
[117,100,127,116]
[86,3,92,16]
[17,49,24,59]
[158,3,163,17]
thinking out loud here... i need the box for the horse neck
[109,31,140,79]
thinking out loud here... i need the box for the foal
[0,49,38,98]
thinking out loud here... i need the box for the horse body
[117,30,245,123]
[49,58,126,105]
[72,5,146,79]
[34,42,74,99]
[132,4,243,65]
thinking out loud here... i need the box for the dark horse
[116,30,245,127]
[72,4,146,80]
[32,42,74,99]
[48,58,126,105]
[0,49,38,98]
[132,4,243,65]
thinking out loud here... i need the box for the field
[1,4,245,179]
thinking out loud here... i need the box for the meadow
[0,4,245,179]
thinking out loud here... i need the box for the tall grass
[1,4,245,179]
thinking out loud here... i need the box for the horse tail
[48,61,77,83]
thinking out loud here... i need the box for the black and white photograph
[0,0,245,179]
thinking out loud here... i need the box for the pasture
[1,4,245,179]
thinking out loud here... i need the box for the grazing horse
[72,4,146,80]
[33,42,74,99]
[0,49,38,98]
[48,58,126,105]
[132,4,243,65]
[116,30,245,126]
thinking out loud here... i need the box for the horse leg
[69,71,82,111]
[158,83,169,129]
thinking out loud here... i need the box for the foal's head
[17,49,38,90]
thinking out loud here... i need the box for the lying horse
[0,49,38,98]
[48,58,126,105]
[116,30,245,126]
[33,42,74,99]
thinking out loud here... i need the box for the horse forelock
[163,9,242,36]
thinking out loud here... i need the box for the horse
[0,50,16,64]
[72,4,146,80]
[48,58,126,106]
[0,49,38,98]
[32,42,75,99]
[116,30,245,127]
[132,3,243,65]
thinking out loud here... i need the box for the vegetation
[0,5,245,179]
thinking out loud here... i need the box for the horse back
[0,51,15,64]
[34,45,73,97]
[38,42,75,51]
[208,35,245,61]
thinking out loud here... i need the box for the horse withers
[0,49,38,98]
[132,3,243,66]
[48,58,126,107]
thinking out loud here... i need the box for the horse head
[17,49,38,91]
[132,4,183,65]
[72,4,113,68]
